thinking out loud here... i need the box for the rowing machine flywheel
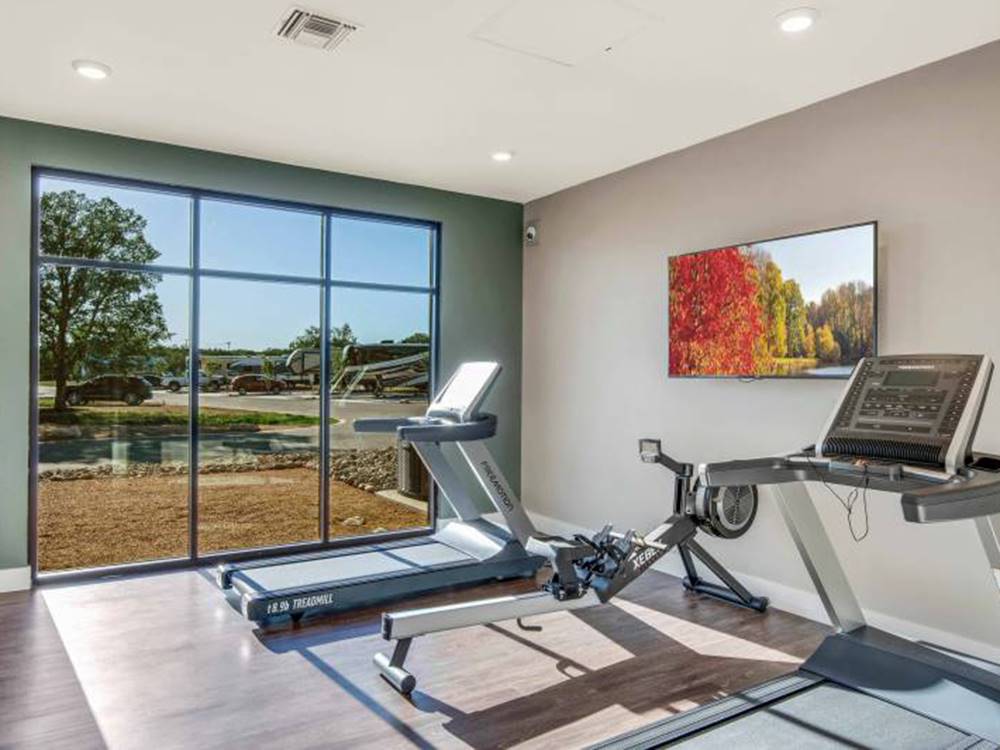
[693,484,758,539]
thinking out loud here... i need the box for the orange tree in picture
[669,247,765,376]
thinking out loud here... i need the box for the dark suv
[64,375,154,406]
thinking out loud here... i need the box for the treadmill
[216,362,545,625]
[593,354,1000,749]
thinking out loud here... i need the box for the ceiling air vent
[276,7,358,51]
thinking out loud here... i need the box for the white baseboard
[488,510,1000,665]
[0,566,31,593]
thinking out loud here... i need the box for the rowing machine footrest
[374,651,416,695]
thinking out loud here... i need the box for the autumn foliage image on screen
[668,224,875,378]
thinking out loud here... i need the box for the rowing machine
[373,439,767,695]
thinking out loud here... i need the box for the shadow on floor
[264,571,826,749]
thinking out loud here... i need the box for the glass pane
[331,216,433,288]
[330,288,432,538]
[38,175,192,268]
[200,198,322,278]
[36,269,190,571]
[197,278,321,553]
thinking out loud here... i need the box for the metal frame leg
[771,483,866,632]
[683,540,769,612]
[975,514,1000,594]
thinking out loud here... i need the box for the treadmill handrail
[353,414,497,443]
[398,414,496,443]
[703,453,1000,525]
[353,418,413,433]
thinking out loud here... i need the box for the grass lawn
[39,400,322,429]
[37,468,427,571]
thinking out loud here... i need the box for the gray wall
[0,116,523,575]
[523,41,1000,658]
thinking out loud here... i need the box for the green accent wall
[0,115,523,573]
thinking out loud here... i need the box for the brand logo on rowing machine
[631,546,659,573]
[480,460,515,512]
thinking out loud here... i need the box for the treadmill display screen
[884,370,940,387]
[819,354,989,470]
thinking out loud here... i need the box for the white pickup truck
[162,371,226,392]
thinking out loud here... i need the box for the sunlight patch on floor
[611,598,800,664]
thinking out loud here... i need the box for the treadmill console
[818,354,993,473]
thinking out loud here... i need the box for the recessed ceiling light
[72,59,112,80]
[777,7,819,33]
[491,151,514,163]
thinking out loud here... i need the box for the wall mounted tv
[668,221,877,379]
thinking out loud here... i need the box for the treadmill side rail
[238,552,541,624]
[804,628,1000,745]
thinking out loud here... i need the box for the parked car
[230,374,288,396]
[162,371,226,392]
[137,372,164,388]
[64,375,153,406]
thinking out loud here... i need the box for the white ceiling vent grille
[276,7,358,51]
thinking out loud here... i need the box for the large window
[33,171,437,574]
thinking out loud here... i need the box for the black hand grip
[902,469,1000,523]
[702,457,805,487]
[637,438,692,476]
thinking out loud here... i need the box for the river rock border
[40,447,398,495]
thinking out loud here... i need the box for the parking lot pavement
[36,387,427,468]
[39,384,425,422]
[162,389,425,424]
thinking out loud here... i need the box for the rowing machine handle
[638,438,693,477]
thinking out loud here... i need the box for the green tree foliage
[331,323,357,348]
[402,332,430,344]
[803,322,817,358]
[671,244,873,375]
[288,323,358,351]
[815,323,842,361]
[751,254,788,358]
[288,325,322,350]
[783,279,808,357]
[811,281,874,362]
[39,191,168,409]
[156,345,188,375]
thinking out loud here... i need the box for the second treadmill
[217,361,545,625]
[592,354,1000,749]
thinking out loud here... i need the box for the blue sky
[40,176,431,350]
[748,224,875,304]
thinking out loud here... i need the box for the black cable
[803,454,871,542]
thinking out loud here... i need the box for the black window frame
[29,166,442,583]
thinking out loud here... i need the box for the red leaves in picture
[669,247,765,376]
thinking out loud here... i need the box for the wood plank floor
[0,589,106,748]
[1,568,827,749]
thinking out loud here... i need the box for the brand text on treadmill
[292,593,336,609]
[480,460,515,513]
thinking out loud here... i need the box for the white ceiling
[2,0,999,202]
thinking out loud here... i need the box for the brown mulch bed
[37,468,427,571]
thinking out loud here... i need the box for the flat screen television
[668,221,877,379]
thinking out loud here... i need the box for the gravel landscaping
[37,448,428,571]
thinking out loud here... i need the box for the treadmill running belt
[232,543,474,592]
[621,683,978,749]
